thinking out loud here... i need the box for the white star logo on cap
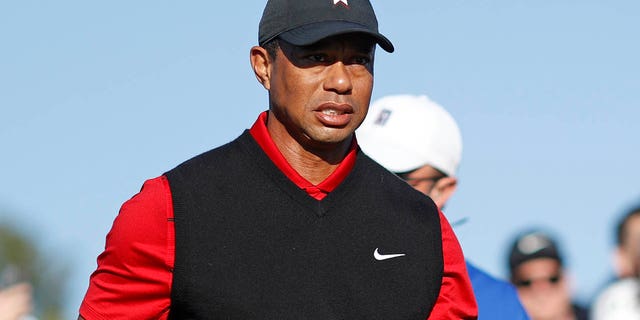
[333,0,349,7]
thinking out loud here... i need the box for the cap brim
[357,132,425,172]
[278,21,394,53]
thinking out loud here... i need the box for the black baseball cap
[258,0,394,53]
[508,230,563,274]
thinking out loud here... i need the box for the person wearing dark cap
[508,230,589,320]
[78,0,477,319]
[610,205,640,280]
[590,204,640,319]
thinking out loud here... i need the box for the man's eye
[308,54,327,62]
[352,56,371,65]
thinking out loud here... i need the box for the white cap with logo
[357,94,462,176]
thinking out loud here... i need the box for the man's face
[512,258,572,320]
[397,165,445,197]
[266,34,375,149]
[618,214,640,277]
[395,164,457,209]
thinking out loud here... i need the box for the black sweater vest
[165,131,443,320]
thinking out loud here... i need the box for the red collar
[249,111,357,200]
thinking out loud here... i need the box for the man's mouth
[315,103,354,127]
[321,109,342,116]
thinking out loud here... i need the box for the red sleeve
[79,176,174,320]
[427,210,478,319]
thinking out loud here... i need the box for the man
[590,204,640,319]
[612,205,640,279]
[357,94,530,319]
[0,283,32,320]
[78,1,477,319]
[591,276,640,319]
[508,230,589,320]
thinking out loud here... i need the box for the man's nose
[323,62,353,94]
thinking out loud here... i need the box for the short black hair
[261,38,279,60]
[616,205,640,246]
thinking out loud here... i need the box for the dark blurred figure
[508,229,589,320]
[611,205,640,280]
[591,204,640,319]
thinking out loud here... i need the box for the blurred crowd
[501,204,640,320]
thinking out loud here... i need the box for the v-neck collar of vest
[238,131,363,218]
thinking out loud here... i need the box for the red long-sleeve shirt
[79,112,477,319]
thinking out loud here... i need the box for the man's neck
[271,133,351,185]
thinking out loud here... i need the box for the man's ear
[250,46,271,90]
[430,176,458,209]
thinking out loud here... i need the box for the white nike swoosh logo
[373,248,406,261]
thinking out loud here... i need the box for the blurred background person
[358,94,529,319]
[590,203,640,319]
[1,225,34,320]
[0,279,32,320]
[611,205,640,280]
[508,229,589,320]
[591,274,640,319]
[1,221,66,320]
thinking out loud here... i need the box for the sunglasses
[514,274,562,288]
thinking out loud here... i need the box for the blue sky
[1,1,639,318]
